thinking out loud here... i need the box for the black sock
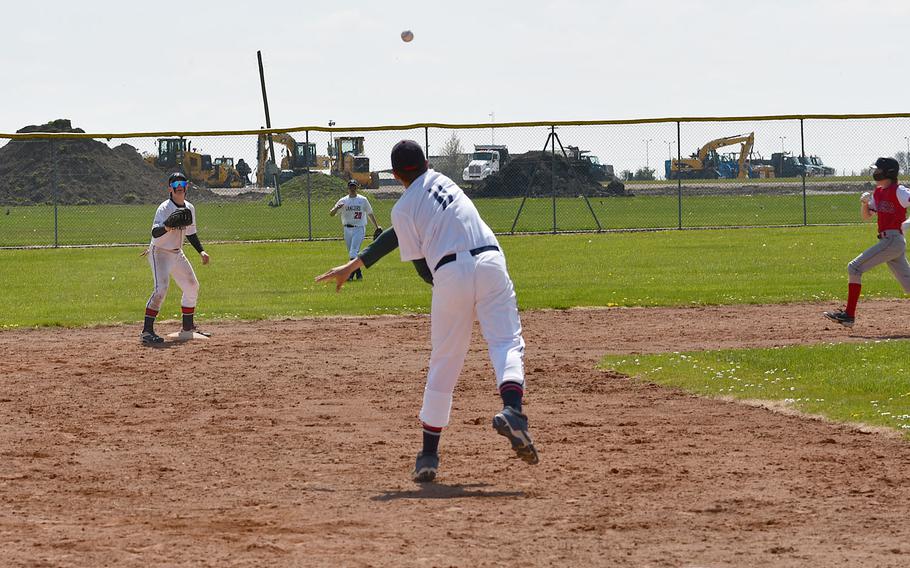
[499,381,524,412]
[422,423,442,455]
[143,316,156,333]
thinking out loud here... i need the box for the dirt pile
[471,151,629,198]
[0,119,217,206]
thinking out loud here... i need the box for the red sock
[846,283,861,317]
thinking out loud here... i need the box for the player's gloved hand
[860,191,872,204]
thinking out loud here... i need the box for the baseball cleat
[493,407,540,465]
[412,452,439,483]
[140,330,164,344]
[823,309,855,328]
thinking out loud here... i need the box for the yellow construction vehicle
[331,136,379,188]
[146,138,243,188]
[666,132,754,180]
[255,132,331,186]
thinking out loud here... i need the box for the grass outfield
[0,225,901,328]
[600,343,910,436]
[0,192,860,247]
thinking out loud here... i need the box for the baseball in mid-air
[401,30,414,42]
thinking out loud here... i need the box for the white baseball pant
[344,225,366,259]
[419,250,526,428]
[145,246,200,311]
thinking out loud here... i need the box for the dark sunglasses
[170,180,188,189]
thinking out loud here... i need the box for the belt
[434,245,500,271]
[878,229,902,239]
[344,224,358,228]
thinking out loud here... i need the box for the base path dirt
[1,301,909,567]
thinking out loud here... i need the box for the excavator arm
[696,133,755,163]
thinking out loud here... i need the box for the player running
[316,140,539,483]
[824,157,910,328]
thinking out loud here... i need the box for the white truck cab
[463,145,509,183]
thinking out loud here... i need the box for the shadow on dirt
[371,483,525,501]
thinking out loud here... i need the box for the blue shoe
[493,407,540,465]
[412,452,439,483]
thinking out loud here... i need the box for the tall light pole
[489,112,495,145]
[779,136,787,154]
[643,138,653,170]
[328,120,335,156]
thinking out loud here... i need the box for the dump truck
[463,145,510,184]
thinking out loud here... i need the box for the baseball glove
[373,226,383,239]
[164,208,193,229]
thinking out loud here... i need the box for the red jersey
[872,183,908,233]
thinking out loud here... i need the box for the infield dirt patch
[2,301,909,567]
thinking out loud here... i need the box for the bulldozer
[255,132,331,186]
[666,132,754,180]
[146,138,243,188]
[331,136,379,189]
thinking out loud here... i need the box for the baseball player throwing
[330,179,381,281]
[316,140,538,483]
[824,157,910,328]
[140,172,211,344]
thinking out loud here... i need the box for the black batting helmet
[874,157,899,180]
[168,172,188,184]
[347,179,359,188]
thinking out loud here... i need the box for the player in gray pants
[824,157,910,328]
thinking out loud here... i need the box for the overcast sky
[3,0,909,134]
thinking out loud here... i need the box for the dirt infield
[2,301,909,567]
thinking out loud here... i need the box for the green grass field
[0,192,860,247]
[3,224,908,437]
[0,224,899,328]
[601,343,910,435]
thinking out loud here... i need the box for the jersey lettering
[354,211,363,219]
[429,184,454,210]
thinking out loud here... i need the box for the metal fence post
[676,121,682,230]
[424,127,429,158]
[551,125,557,234]
[800,118,807,226]
[306,130,313,240]
[52,139,59,247]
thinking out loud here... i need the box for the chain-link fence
[2,114,909,247]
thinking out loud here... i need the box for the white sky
[3,0,909,175]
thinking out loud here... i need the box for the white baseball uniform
[335,194,373,259]
[392,169,525,428]
[145,199,200,312]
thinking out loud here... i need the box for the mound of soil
[275,171,351,200]
[0,119,218,206]
[472,151,629,198]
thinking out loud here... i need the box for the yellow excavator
[255,132,331,186]
[331,136,379,188]
[667,132,754,179]
[146,138,244,188]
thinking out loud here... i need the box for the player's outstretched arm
[316,258,364,292]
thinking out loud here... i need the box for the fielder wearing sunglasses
[138,172,212,344]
